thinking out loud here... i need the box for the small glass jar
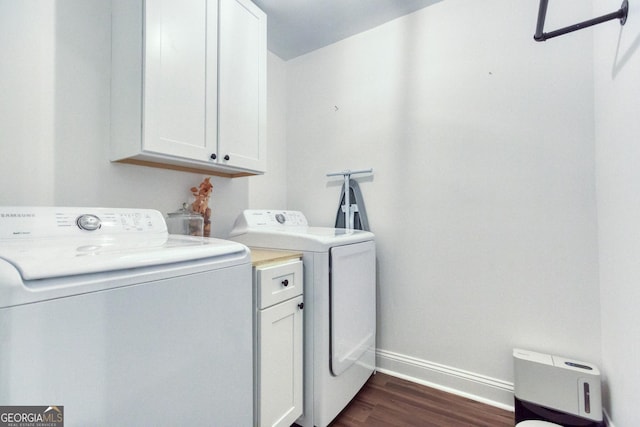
[166,203,204,237]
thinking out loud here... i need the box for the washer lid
[230,226,373,252]
[0,207,248,280]
[0,234,248,280]
[229,209,374,251]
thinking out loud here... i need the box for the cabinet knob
[298,302,304,310]
[281,279,289,287]
[224,154,230,161]
[210,153,217,160]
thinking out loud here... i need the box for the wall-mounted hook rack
[534,0,628,42]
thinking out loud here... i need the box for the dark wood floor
[329,372,514,427]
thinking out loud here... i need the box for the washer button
[77,214,101,231]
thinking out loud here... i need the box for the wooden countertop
[249,248,303,267]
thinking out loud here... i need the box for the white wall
[0,0,261,238]
[248,52,288,209]
[594,0,640,425]
[0,1,56,205]
[286,0,601,406]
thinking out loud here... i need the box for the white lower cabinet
[252,254,303,427]
[258,295,303,426]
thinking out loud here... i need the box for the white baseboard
[376,348,514,411]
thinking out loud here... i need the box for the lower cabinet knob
[224,154,230,161]
[298,302,304,310]
[282,279,289,287]
[210,153,217,160]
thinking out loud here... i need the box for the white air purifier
[513,348,605,427]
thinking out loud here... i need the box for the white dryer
[0,207,253,426]
[230,209,376,427]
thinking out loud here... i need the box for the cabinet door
[144,0,218,161]
[218,0,267,172]
[257,296,303,427]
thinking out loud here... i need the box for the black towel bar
[534,0,628,42]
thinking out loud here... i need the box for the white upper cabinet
[143,0,218,162]
[111,0,266,177]
[219,0,267,173]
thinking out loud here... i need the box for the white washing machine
[230,209,376,427]
[0,207,253,426]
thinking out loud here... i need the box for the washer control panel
[235,210,309,229]
[0,207,167,239]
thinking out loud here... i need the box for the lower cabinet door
[257,295,303,427]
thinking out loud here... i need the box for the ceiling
[252,0,442,60]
